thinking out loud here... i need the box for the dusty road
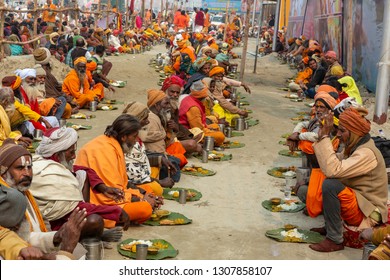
[1,39,367,260]
[63,40,366,260]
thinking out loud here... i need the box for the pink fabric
[136,16,142,29]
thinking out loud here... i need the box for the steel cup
[201,150,208,163]
[179,189,187,204]
[362,243,377,260]
[81,238,104,260]
[225,127,232,138]
[136,244,148,260]
[90,101,98,112]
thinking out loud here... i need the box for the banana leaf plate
[162,187,202,202]
[231,131,244,137]
[144,212,192,226]
[194,151,232,161]
[97,105,118,111]
[265,228,325,243]
[266,167,297,179]
[27,141,40,153]
[247,119,259,127]
[70,113,96,119]
[118,238,178,260]
[281,133,290,139]
[262,199,305,213]
[66,122,92,130]
[278,149,302,158]
[278,140,287,145]
[182,165,216,176]
[222,141,245,149]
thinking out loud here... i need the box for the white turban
[36,127,78,158]
[15,68,36,79]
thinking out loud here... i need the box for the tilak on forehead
[20,156,32,168]
[0,140,32,175]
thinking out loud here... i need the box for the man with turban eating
[308,107,388,252]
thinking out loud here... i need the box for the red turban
[339,107,371,137]
[161,75,185,92]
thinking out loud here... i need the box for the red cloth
[50,201,122,230]
[178,95,207,129]
[195,11,205,26]
[20,87,46,131]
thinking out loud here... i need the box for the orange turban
[147,89,167,108]
[302,56,309,65]
[2,76,22,90]
[194,33,204,41]
[86,61,97,71]
[209,66,225,77]
[190,80,208,99]
[339,107,371,137]
[314,91,337,110]
[74,56,87,66]
[317,84,338,94]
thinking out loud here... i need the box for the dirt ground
[2,39,388,260]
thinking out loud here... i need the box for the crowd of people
[276,36,390,257]
[1,2,390,261]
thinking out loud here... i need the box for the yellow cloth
[0,105,22,146]
[0,227,29,260]
[338,76,363,105]
[212,103,240,126]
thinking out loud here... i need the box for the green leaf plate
[266,167,296,179]
[246,119,259,127]
[231,131,244,137]
[144,212,192,226]
[194,151,232,161]
[281,133,290,138]
[261,199,305,213]
[278,140,287,145]
[278,149,302,158]
[162,187,202,202]
[265,228,325,243]
[181,166,216,176]
[222,141,245,149]
[66,122,92,130]
[118,238,178,260]
[240,101,250,106]
[27,141,40,153]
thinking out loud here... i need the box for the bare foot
[159,177,175,188]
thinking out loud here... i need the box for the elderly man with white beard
[28,127,130,246]
[33,64,67,121]
[0,87,32,147]
[0,139,87,258]
[14,68,59,135]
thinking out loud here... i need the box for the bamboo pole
[107,1,111,28]
[239,0,253,82]
[271,0,281,51]
[165,0,168,21]
[75,4,79,25]
[0,0,4,61]
[223,0,230,41]
[33,0,38,48]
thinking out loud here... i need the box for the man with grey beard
[0,87,32,147]
[29,127,130,246]
[0,139,87,258]
[15,68,59,133]
[34,64,67,121]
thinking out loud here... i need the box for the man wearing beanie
[179,80,225,146]
[308,107,388,252]
[142,89,195,174]
[0,140,87,257]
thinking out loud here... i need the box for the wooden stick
[1,35,45,45]
[0,0,4,61]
